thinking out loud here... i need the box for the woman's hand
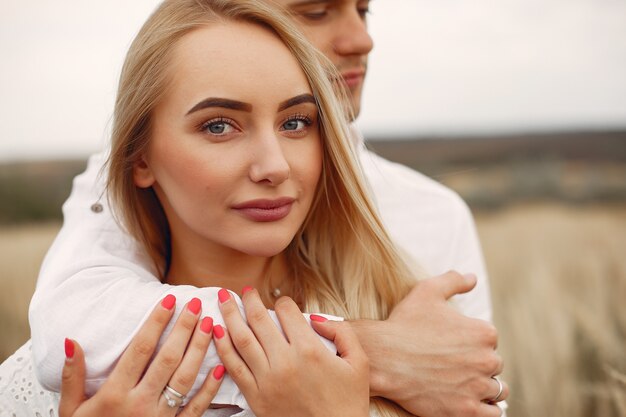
[215,288,370,417]
[59,295,226,417]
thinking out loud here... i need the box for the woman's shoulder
[0,340,59,416]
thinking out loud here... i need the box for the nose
[333,9,374,57]
[249,134,290,186]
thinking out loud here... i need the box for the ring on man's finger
[489,376,504,403]
[163,384,187,408]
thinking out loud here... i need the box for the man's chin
[345,91,362,121]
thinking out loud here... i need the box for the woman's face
[134,21,323,258]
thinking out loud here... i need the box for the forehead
[166,21,312,107]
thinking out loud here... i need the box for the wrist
[346,319,392,398]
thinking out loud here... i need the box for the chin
[239,238,292,258]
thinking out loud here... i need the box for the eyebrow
[186,98,252,115]
[277,93,317,111]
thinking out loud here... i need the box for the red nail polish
[201,317,214,334]
[310,314,328,323]
[161,294,176,310]
[218,288,230,303]
[64,338,75,359]
[188,298,202,315]
[213,324,225,339]
[242,286,253,295]
[213,364,226,380]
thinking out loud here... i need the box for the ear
[133,156,155,188]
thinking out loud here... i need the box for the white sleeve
[439,195,493,323]
[28,152,338,404]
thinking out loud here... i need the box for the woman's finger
[218,288,269,375]
[109,294,177,389]
[212,324,257,393]
[310,317,367,366]
[273,296,323,348]
[59,338,86,417]
[141,298,203,394]
[178,365,226,417]
[158,316,214,409]
[241,287,288,362]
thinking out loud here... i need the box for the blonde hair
[107,1,419,415]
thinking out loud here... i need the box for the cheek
[296,136,323,190]
[149,137,232,200]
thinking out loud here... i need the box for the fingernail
[213,324,225,339]
[242,286,253,295]
[201,316,213,334]
[463,273,476,281]
[188,297,202,315]
[218,288,230,303]
[310,314,328,323]
[64,338,75,359]
[213,364,226,380]
[161,294,176,310]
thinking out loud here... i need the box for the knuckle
[172,372,196,390]
[247,307,268,326]
[99,389,123,408]
[297,343,317,359]
[61,365,73,383]
[446,270,463,279]
[274,296,294,312]
[220,299,238,316]
[232,333,255,352]
[459,399,479,417]
[131,339,155,359]
[179,316,198,332]
[159,350,181,369]
[229,364,248,381]
[152,309,171,326]
[486,354,502,375]
[480,323,499,346]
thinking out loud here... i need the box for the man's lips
[341,69,366,89]
[231,197,295,222]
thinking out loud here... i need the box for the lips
[231,197,295,222]
[341,69,366,89]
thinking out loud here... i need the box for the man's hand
[348,271,508,417]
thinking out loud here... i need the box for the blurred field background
[1,133,625,417]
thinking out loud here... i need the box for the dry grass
[476,203,626,417]
[0,223,60,360]
[0,203,625,416]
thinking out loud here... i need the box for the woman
[102,0,415,415]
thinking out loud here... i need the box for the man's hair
[107,2,418,415]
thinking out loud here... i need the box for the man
[30,1,507,415]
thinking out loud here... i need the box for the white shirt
[27,131,493,409]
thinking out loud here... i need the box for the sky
[1,0,625,161]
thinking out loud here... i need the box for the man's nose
[248,134,290,186]
[333,9,374,57]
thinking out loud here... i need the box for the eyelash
[283,113,313,128]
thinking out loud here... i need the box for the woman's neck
[164,237,290,306]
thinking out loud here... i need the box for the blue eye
[283,119,305,131]
[281,116,311,132]
[201,118,235,136]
